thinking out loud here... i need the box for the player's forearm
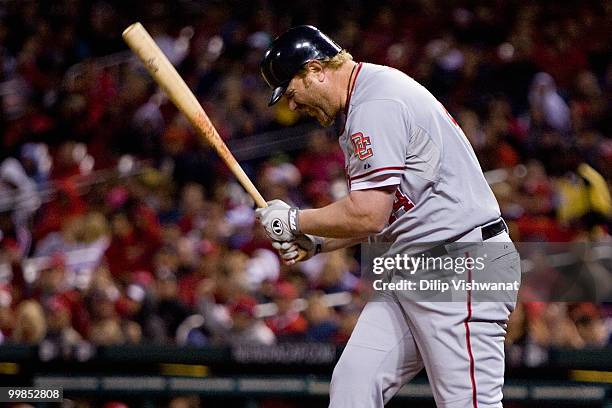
[299,205,372,238]
[298,190,393,238]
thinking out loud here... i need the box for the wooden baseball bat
[122,22,267,208]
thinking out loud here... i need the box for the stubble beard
[311,101,335,127]
[303,76,335,127]
[303,104,334,127]
[319,119,333,126]
[316,110,334,127]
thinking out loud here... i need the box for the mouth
[302,106,324,120]
[298,105,334,127]
[299,106,317,117]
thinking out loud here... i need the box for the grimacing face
[284,69,336,127]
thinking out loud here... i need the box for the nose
[288,99,298,111]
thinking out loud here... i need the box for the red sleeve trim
[350,166,405,182]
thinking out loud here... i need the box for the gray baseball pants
[329,230,520,408]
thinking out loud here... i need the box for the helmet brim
[268,86,286,106]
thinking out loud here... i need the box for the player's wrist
[288,207,300,234]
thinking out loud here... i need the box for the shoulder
[350,63,422,113]
[349,99,408,125]
[356,63,419,97]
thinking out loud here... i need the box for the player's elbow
[346,207,386,235]
[362,214,388,234]
[374,216,389,232]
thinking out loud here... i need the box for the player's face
[285,73,336,127]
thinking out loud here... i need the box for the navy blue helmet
[260,25,342,106]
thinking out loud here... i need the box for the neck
[337,61,359,112]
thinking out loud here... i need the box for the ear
[305,60,325,82]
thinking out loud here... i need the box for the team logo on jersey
[350,132,373,160]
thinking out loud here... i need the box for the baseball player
[256,25,520,408]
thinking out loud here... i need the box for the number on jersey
[389,188,414,223]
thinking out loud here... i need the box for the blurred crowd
[0,0,610,363]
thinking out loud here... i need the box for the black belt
[415,218,508,259]
[481,218,508,241]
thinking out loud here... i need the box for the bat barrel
[122,22,141,38]
[122,22,268,209]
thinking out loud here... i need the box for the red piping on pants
[464,251,478,408]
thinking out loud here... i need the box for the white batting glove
[255,199,300,242]
[272,234,323,265]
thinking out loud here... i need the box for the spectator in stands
[258,161,301,209]
[177,243,221,309]
[35,211,112,287]
[19,143,51,188]
[295,129,345,206]
[0,155,40,230]
[224,295,275,346]
[104,205,161,283]
[32,253,68,299]
[555,160,612,232]
[313,251,359,294]
[571,303,609,348]
[0,0,609,357]
[35,215,81,262]
[304,292,338,342]
[177,183,207,234]
[154,271,190,343]
[244,248,280,291]
[520,303,585,350]
[42,295,82,351]
[121,271,166,343]
[85,267,125,345]
[0,285,13,344]
[266,282,308,341]
[33,180,86,242]
[12,299,46,344]
[31,253,90,337]
[87,284,124,346]
[217,251,252,301]
[529,72,572,134]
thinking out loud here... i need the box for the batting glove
[272,234,324,264]
[255,199,300,242]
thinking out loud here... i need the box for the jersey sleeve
[345,100,410,191]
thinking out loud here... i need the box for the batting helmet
[260,25,342,106]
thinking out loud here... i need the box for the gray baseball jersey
[331,63,519,408]
[339,62,500,247]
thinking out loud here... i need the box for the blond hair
[298,50,353,76]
